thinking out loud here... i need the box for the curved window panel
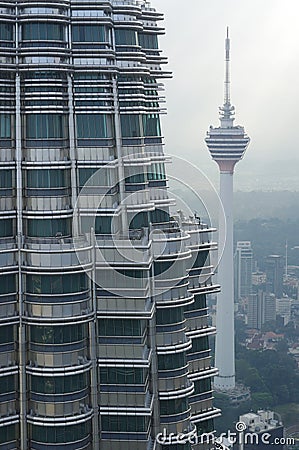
[31,324,87,344]
[0,114,11,138]
[0,169,12,188]
[148,163,166,181]
[30,422,91,444]
[26,273,88,294]
[0,22,13,41]
[150,209,169,224]
[30,372,88,394]
[94,216,113,235]
[22,23,64,41]
[142,114,161,137]
[0,424,18,444]
[138,33,158,49]
[27,218,71,238]
[185,294,206,312]
[99,319,145,337]
[101,415,149,432]
[76,114,113,139]
[26,114,68,139]
[128,212,148,230]
[0,219,13,237]
[160,397,188,415]
[193,378,211,395]
[72,25,107,42]
[156,307,184,325]
[26,169,70,188]
[189,336,209,353]
[158,352,187,371]
[120,114,141,138]
[0,374,17,394]
[0,325,14,344]
[115,29,136,46]
[0,274,16,294]
[100,367,145,385]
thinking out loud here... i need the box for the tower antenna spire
[220,26,235,126]
[225,26,230,105]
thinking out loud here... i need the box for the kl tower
[205,28,250,390]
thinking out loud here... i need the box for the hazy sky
[150,0,299,191]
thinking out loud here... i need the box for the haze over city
[151,0,299,191]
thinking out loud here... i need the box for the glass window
[156,307,184,325]
[138,33,158,49]
[99,319,145,337]
[0,22,13,41]
[0,169,12,188]
[0,274,16,294]
[26,114,67,139]
[26,169,70,188]
[31,324,87,344]
[31,372,88,394]
[100,367,145,385]
[120,114,141,138]
[0,325,14,344]
[101,415,148,432]
[193,378,212,395]
[27,218,71,238]
[128,212,148,229]
[31,422,91,444]
[76,114,113,139]
[189,336,209,353]
[115,29,136,46]
[0,424,17,444]
[158,352,186,371]
[22,23,64,41]
[26,273,88,294]
[160,398,188,416]
[193,251,209,269]
[185,294,206,312]
[148,163,166,181]
[142,114,161,137]
[0,219,13,238]
[0,114,11,138]
[95,216,113,235]
[150,209,169,224]
[72,25,106,42]
[0,375,16,394]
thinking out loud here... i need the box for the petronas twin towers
[0,1,220,449]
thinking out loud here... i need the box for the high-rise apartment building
[247,291,276,329]
[0,1,220,449]
[265,255,284,298]
[234,241,253,301]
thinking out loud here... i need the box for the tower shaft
[215,170,235,389]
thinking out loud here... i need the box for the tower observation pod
[205,28,250,390]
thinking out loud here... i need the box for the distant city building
[237,410,284,450]
[205,29,250,390]
[234,241,253,300]
[247,291,276,329]
[276,297,292,325]
[252,271,267,286]
[265,255,284,297]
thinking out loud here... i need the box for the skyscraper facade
[0,1,220,449]
[234,241,253,301]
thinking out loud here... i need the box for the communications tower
[206,28,250,390]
